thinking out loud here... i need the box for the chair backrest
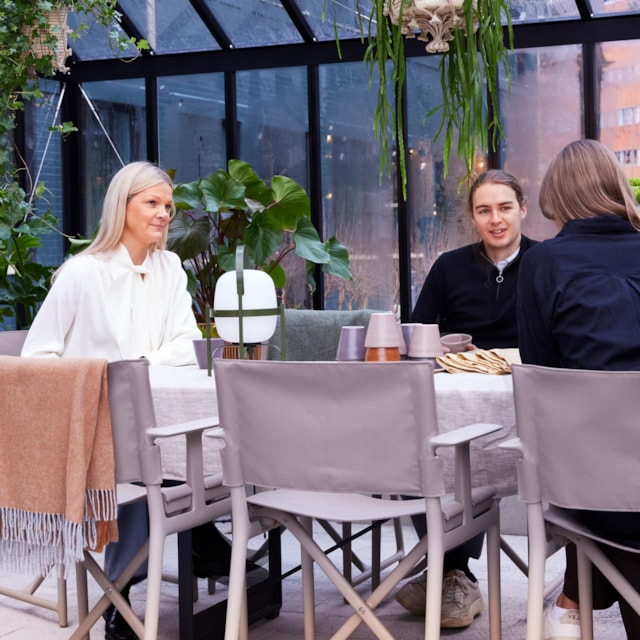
[0,330,29,356]
[107,358,161,485]
[512,363,640,511]
[267,309,379,361]
[213,359,443,496]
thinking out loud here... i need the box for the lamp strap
[214,308,280,318]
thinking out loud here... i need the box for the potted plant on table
[168,159,352,328]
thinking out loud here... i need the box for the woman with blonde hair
[21,162,232,640]
[518,139,640,639]
[22,161,200,363]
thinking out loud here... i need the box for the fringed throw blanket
[0,356,118,578]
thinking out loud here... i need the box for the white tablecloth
[150,365,518,497]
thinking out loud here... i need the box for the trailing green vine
[328,0,513,195]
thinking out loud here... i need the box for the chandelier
[384,0,478,53]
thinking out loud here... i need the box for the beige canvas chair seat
[211,359,502,640]
[508,363,640,640]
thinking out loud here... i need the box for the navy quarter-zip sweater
[411,235,537,349]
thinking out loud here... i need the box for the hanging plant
[328,0,513,193]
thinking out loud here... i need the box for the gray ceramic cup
[336,326,366,361]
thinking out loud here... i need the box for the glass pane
[157,74,226,182]
[296,0,374,42]
[236,67,310,307]
[67,8,138,60]
[118,0,219,54]
[590,0,640,16]
[204,0,303,48]
[597,39,640,178]
[80,79,147,234]
[508,0,579,22]
[406,56,474,312]
[319,61,397,312]
[500,45,583,241]
[24,80,65,267]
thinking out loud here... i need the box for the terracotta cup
[364,346,402,362]
[336,326,366,361]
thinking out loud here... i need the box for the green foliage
[630,178,640,204]
[435,0,513,182]
[0,1,143,328]
[169,160,352,323]
[0,180,57,328]
[328,0,513,194]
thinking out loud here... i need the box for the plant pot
[193,338,225,369]
[24,7,72,73]
[223,343,265,360]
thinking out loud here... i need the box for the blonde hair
[539,139,640,230]
[83,161,175,256]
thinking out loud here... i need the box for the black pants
[409,508,484,582]
[561,510,640,639]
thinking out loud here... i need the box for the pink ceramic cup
[440,333,472,354]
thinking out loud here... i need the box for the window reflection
[406,57,476,312]
[319,61,397,312]
[158,74,226,182]
[80,79,147,235]
[237,67,310,308]
[24,80,64,266]
[501,45,583,242]
[597,39,640,179]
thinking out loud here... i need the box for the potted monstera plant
[168,160,352,325]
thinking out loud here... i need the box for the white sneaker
[543,606,581,640]
[394,569,484,628]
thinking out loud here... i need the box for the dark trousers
[562,510,640,639]
[410,511,484,582]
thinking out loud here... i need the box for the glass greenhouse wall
[15,2,640,319]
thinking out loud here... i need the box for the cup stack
[364,312,402,361]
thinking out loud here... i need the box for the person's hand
[466,343,478,351]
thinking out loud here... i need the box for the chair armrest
[429,423,502,515]
[498,436,523,453]
[146,416,220,440]
[429,423,502,449]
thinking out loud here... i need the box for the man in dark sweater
[395,169,536,628]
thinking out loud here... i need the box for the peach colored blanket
[0,356,118,577]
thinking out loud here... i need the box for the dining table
[149,363,519,498]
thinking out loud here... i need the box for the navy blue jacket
[518,215,640,370]
[411,236,537,349]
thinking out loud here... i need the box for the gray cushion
[268,309,379,361]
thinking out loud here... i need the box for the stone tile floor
[0,520,626,639]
